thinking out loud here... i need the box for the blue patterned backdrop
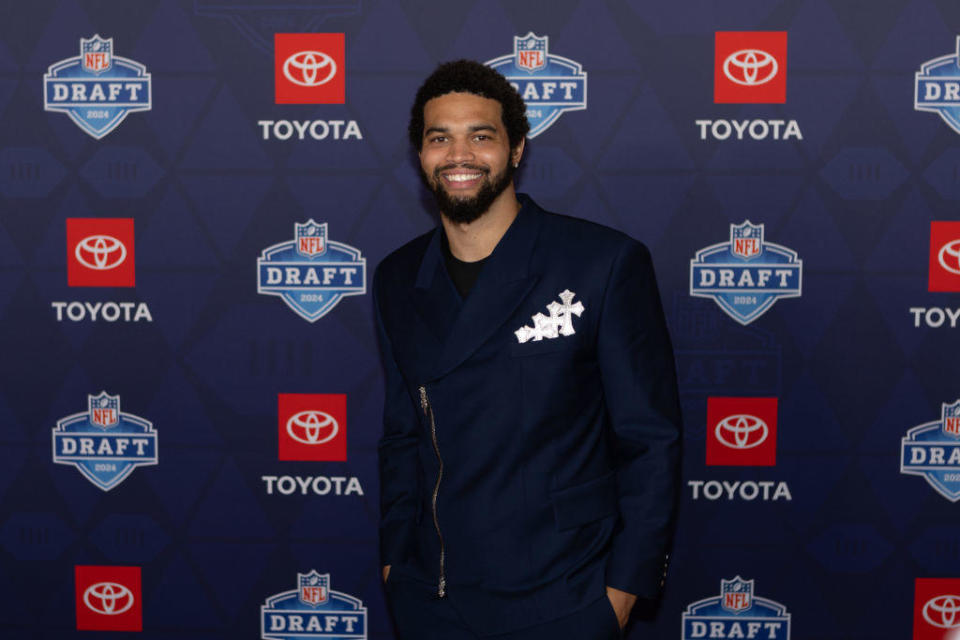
[1,0,960,638]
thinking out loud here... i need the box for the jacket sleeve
[373,268,422,567]
[596,240,682,599]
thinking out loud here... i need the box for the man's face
[419,91,522,224]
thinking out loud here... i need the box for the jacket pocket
[509,335,580,358]
[550,471,618,532]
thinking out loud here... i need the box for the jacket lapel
[430,197,542,380]
[410,229,461,347]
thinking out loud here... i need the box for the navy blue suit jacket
[374,195,681,635]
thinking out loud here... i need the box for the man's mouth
[436,165,488,190]
[444,172,483,182]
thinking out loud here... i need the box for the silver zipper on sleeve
[419,385,447,598]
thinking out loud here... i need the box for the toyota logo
[287,410,339,445]
[923,595,960,629]
[83,582,134,616]
[75,234,127,270]
[715,414,768,449]
[723,49,779,86]
[283,51,337,87]
[938,239,960,275]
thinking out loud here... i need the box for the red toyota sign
[706,397,778,466]
[929,221,960,292]
[75,565,142,631]
[278,393,347,461]
[714,32,787,104]
[274,33,345,104]
[66,218,135,287]
[914,578,960,639]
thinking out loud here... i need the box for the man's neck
[441,185,520,263]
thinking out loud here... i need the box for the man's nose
[445,138,475,163]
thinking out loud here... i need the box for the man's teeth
[446,173,481,182]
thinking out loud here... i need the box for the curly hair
[408,59,530,151]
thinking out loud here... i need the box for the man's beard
[424,162,515,225]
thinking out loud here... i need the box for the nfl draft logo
[261,571,367,639]
[82,37,111,73]
[690,221,802,325]
[901,399,960,502]
[682,577,791,639]
[44,35,151,139]
[257,220,366,322]
[916,37,960,135]
[516,35,546,72]
[485,33,587,138]
[722,577,753,612]
[52,392,158,491]
[296,221,326,256]
[300,571,329,606]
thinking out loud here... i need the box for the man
[374,60,681,639]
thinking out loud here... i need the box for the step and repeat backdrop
[1,0,959,638]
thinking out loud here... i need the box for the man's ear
[511,138,526,167]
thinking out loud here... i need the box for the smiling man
[373,60,681,639]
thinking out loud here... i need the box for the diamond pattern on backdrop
[134,2,218,73]
[923,147,960,200]
[599,85,695,172]
[791,0,866,71]
[188,458,273,540]
[179,87,273,170]
[188,540,276,623]
[351,1,433,72]
[143,450,223,527]
[625,0,784,34]
[820,147,909,200]
[179,175,274,259]
[909,526,960,574]
[805,523,894,574]
[79,146,164,199]
[0,147,67,199]
[149,552,223,627]
[89,514,169,564]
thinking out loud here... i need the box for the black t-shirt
[442,234,487,298]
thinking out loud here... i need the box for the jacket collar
[412,194,543,380]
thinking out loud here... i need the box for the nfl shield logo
[81,35,112,74]
[943,400,960,437]
[298,571,329,607]
[721,577,754,613]
[87,392,120,429]
[295,220,327,258]
[514,33,547,72]
[731,221,763,260]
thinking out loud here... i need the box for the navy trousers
[385,576,623,640]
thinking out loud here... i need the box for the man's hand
[605,586,636,631]
[382,565,391,583]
